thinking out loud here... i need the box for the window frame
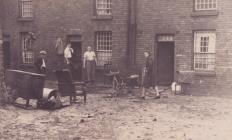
[193,31,216,71]
[95,31,113,67]
[95,0,112,16]
[21,32,35,64]
[20,0,34,18]
[194,0,217,11]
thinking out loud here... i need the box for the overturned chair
[54,69,87,104]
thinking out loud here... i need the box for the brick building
[135,0,232,94]
[1,0,232,94]
[1,0,130,79]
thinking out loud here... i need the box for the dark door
[157,42,174,85]
[71,42,82,81]
[2,41,11,70]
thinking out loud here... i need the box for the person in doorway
[141,51,160,99]
[34,50,47,74]
[83,46,97,85]
[64,43,74,76]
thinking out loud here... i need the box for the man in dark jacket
[141,51,160,99]
[34,50,47,74]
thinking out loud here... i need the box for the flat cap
[40,50,47,54]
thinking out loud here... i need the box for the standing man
[34,50,47,74]
[64,43,74,76]
[83,46,97,85]
[141,51,160,99]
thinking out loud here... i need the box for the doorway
[157,42,174,85]
[2,41,11,70]
[70,42,82,81]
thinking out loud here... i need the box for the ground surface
[0,88,232,140]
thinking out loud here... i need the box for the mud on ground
[0,89,232,140]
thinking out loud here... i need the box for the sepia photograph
[0,0,232,139]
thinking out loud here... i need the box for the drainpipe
[0,28,3,70]
[127,0,137,65]
[0,0,4,71]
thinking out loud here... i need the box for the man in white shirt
[64,43,74,64]
[84,46,97,84]
[64,43,74,76]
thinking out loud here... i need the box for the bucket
[171,82,182,94]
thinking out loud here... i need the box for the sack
[37,97,63,110]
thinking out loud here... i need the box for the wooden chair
[54,69,87,104]
[103,62,113,85]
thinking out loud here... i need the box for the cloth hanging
[55,37,64,55]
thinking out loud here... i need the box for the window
[21,33,34,64]
[20,0,33,18]
[96,31,112,66]
[195,0,217,10]
[96,0,112,16]
[194,31,216,71]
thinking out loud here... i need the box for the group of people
[34,43,160,99]
[34,44,97,85]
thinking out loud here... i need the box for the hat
[40,50,47,55]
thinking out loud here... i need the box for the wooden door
[157,42,174,85]
[3,41,11,69]
[71,42,82,81]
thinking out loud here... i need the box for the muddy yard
[0,88,232,140]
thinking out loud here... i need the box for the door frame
[70,41,83,81]
[155,34,175,85]
[1,34,12,69]
[67,34,83,80]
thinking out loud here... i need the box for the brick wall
[2,0,232,94]
[1,0,129,78]
[136,0,232,94]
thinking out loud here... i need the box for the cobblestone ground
[0,88,232,140]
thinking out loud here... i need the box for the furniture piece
[103,62,113,85]
[175,70,194,94]
[54,69,87,104]
[5,69,46,107]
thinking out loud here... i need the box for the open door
[3,41,11,70]
[70,42,82,81]
[157,42,174,85]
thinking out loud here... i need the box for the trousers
[86,60,96,82]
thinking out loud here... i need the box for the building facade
[1,0,130,80]
[1,0,232,94]
[136,0,232,94]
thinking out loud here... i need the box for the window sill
[19,63,34,68]
[18,17,34,22]
[191,10,219,17]
[194,70,216,77]
[92,15,113,20]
